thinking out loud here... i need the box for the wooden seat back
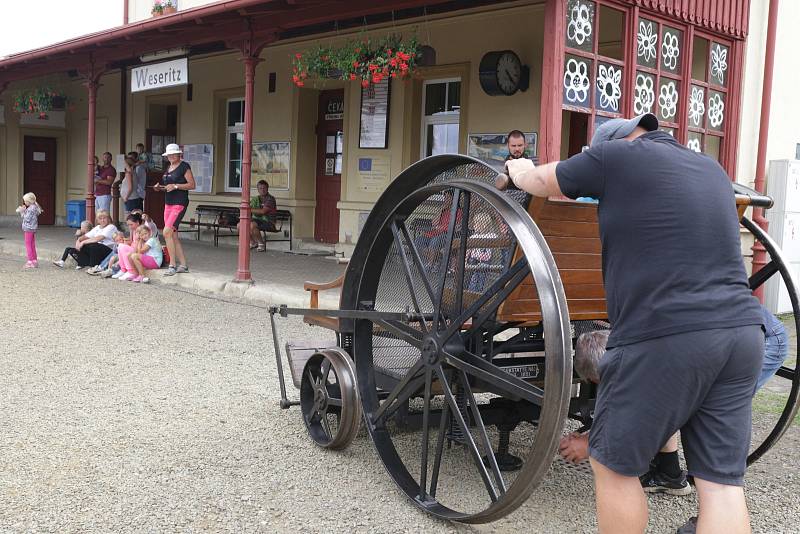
[497,197,606,325]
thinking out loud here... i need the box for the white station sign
[131,58,188,93]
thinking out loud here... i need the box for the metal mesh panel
[371,161,526,378]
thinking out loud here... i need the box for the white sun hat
[162,143,182,156]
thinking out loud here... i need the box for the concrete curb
[0,237,340,310]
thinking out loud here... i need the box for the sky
[0,1,123,58]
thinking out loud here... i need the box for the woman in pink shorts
[153,143,195,276]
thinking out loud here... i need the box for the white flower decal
[563,58,590,104]
[658,81,678,119]
[708,93,725,128]
[687,138,702,152]
[567,2,593,46]
[661,31,680,70]
[596,64,622,110]
[637,21,657,63]
[634,73,655,114]
[711,44,728,85]
[688,86,705,126]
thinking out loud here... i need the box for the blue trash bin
[66,200,86,228]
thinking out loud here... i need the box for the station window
[686,34,730,160]
[421,78,461,158]
[225,98,245,192]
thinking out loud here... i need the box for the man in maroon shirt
[95,152,117,214]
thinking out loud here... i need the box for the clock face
[497,52,522,95]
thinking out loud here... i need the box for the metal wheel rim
[299,348,361,450]
[742,217,800,464]
[349,178,572,523]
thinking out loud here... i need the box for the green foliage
[291,35,420,88]
[12,87,68,116]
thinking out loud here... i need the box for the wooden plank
[537,219,600,238]
[536,200,599,222]
[543,236,602,254]
[501,298,607,316]
[517,283,606,300]
[552,252,602,270]
[517,269,603,285]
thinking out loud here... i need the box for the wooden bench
[186,204,293,249]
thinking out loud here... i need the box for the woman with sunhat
[153,143,195,276]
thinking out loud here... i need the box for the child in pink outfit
[17,192,43,269]
[118,226,162,283]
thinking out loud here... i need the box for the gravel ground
[0,253,798,533]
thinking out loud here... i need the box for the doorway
[144,102,178,228]
[314,89,344,244]
[23,136,57,225]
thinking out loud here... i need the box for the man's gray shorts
[588,325,763,486]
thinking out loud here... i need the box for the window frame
[420,77,462,160]
[224,97,245,193]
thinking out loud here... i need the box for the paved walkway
[0,224,345,308]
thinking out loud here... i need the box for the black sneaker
[676,516,698,534]
[639,468,692,496]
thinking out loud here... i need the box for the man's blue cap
[590,113,659,147]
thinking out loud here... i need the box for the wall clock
[479,50,529,96]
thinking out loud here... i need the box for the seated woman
[53,210,118,269]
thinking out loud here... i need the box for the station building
[0,0,797,280]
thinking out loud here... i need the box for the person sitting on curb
[249,179,278,252]
[559,304,788,501]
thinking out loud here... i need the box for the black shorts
[588,325,763,486]
[254,218,276,232]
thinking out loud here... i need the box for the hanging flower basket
[291,35,420,88]
[12,87,69,116]
[152,0,176,17]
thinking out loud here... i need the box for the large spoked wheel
[299,348,362,450]
[344,173,571,523]
[742,217,800,464]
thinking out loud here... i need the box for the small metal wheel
[299,348,361,450]
[742,216,800,464]
[340,156,572,523]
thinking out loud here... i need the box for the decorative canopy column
[230,30,274,283]
[81,58,105,223]
[539,0,567,164]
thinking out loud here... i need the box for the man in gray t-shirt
[505,113,762,534]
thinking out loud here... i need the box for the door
[144,128,173,228]
[314,90,344,243]
[23,136,57,225]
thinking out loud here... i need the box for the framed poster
[359,79,391,149]
[467,132,538,171]
[181,144,214,193]
[252,141,290,190]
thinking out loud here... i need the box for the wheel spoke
[321,358,332,382]
[452,192,472,316]
[391,220,430,334]
[373,359,426,423]
[398,220,438,315]
[776,366,796,381]
[306,368,318,389]
[749,260,779,290]
[439,258,528,343]
[429,385,451,499]
[443,348,544,405]
[418,367,434,500]
[321,413,333,439]
[372,318,424,349]
[459,370,507,494]
[435,367,499,502]
[433,190,463,325]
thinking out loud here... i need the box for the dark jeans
[61,243,112,267]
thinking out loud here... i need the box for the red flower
[352,61,360,68]
[368,64,378,71]
[355,47,361,53]
[295,53,302,59]
[296,80,305,87]
[321,55,329,61]
[361,80,369,88]
[292,75,299,82]
[389,58,397,67]
[386,48,392,56]
[391,72,397,78]
[349,73,357,80]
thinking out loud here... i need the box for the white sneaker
[53,260,65,268]
[111,270,125,279]
[141,277,150,284]
[100,269,114,278]
[119,272,135,281]
[75,265,84,270]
